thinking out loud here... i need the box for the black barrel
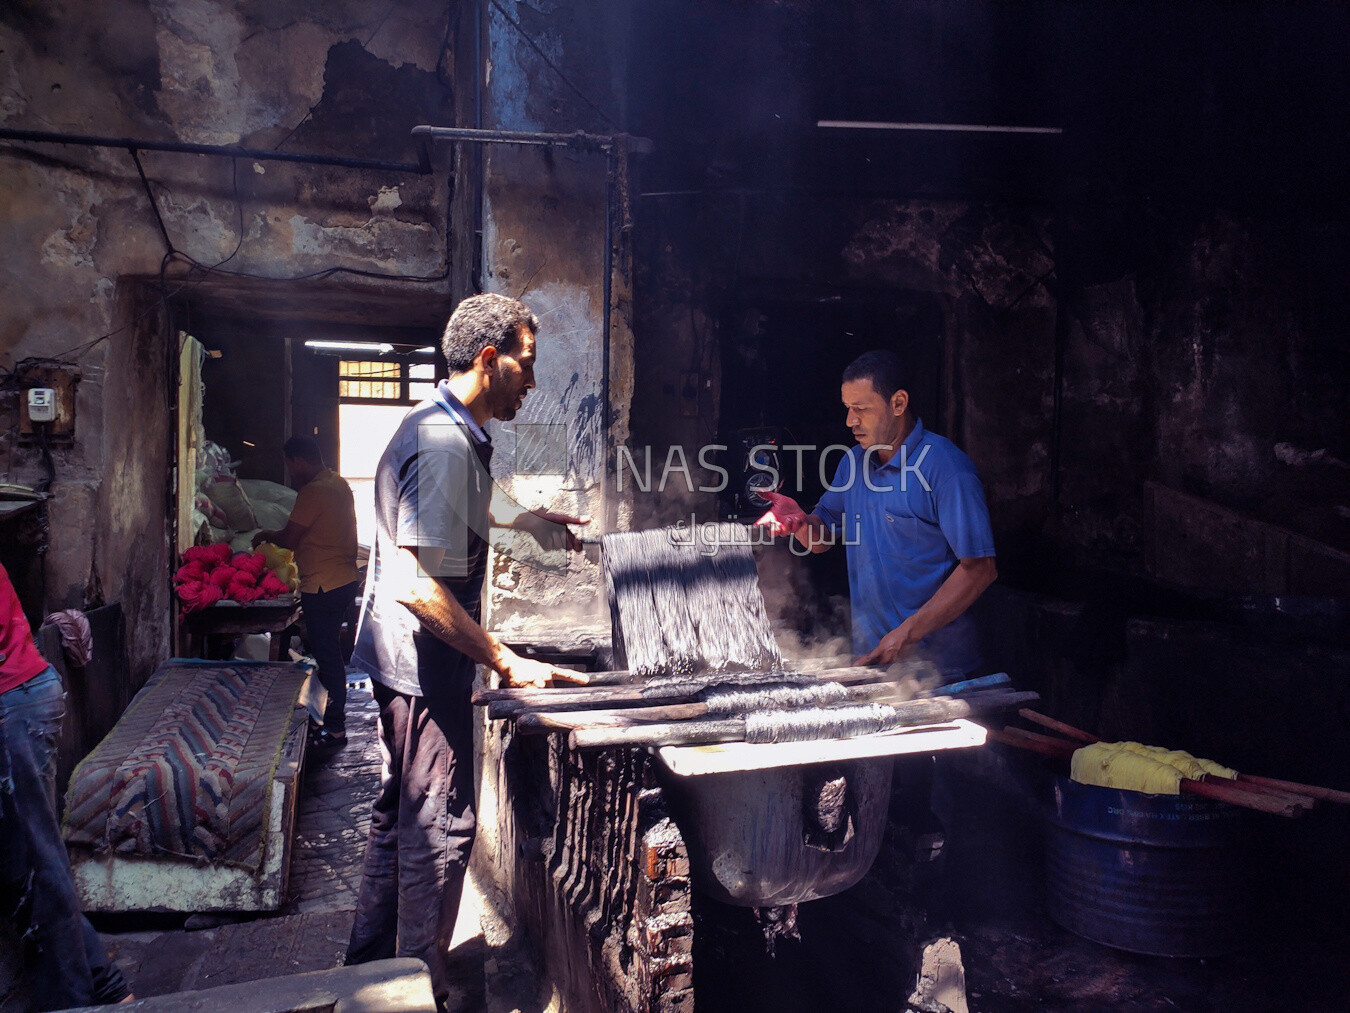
[1045,775,1247,957]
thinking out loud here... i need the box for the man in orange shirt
[255,436,361,749]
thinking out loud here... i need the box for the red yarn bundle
[232,552,269,579]
[259,573,291,598]
[175,548,294,613]
[176,581,224,612]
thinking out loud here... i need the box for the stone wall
[0,0,453,684]
[620,0,1350,591]
[476,722,694,1013]
[1053,209,1350,574]
[475,0,635,631]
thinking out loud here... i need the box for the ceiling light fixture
[817,120,1062,135]
[304,341,395,354]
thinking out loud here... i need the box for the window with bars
[338,360,438,404]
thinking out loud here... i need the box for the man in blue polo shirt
[757,349,997,673]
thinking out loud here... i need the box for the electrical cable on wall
[125,147,449,289]
[487,0,621,131]
[14,145,452,368]
[0,128,453,353]
[34,424,54,494]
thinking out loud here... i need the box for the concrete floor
[86,692,1350,1012]
[99,680,492,1010]
[937,749,1350,1013]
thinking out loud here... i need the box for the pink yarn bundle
[175,548,293,613]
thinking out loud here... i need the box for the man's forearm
[791,514,835,553]
[396,577,505,672]
[391,546,582,688]
[905,556,998,642]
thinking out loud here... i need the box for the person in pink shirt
[0,562,130,1008]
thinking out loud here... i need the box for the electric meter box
[27,388,57,423]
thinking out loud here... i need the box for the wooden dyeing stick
[1017,710,1343,806]
[568,690,1040,751]
[1220,778,1315,811]
[474,665,884,708]
[1018,709,1100,743]
[985,726,1075,759]
[488,674,903,721]
[1180,778,1303,818]
[515,682,927,732]
[990,725,1308,817]
[520,700,708,730]
[564,668,634,686]
[1236,774,1350,806]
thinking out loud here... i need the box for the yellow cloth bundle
[1070,741,1237,795]
[256,542,302,592]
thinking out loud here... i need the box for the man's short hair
[441,293,539,372]
[842,350,907,402]
[283,436,323,465]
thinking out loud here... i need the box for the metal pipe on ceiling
[412,125,653,154]
[0,127,432,173]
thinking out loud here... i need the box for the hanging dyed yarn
[602,525,782,678]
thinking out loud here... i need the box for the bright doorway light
[339,403,409,547]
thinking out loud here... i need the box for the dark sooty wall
[625,1,1350,587]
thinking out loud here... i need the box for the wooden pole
[1017,709,1100,743]
[1218,777,1315,811]
[508,679,914,728]
[1236,774,1350,806]
[1013,710,1338,807]
[567,690,1039,751]
[1180,777,1303,818]
[988,726,1307,818]
[985,726,1072,759]
[474,664,885,706]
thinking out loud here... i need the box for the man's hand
[251,530,274,549]
[855,621,921,666]
[754,491,807,537]
[495,648,593,688]
[516,510,591,552]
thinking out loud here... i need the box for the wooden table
[182,599,303,660]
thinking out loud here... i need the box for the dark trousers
[345,671,477,1003]
[0,666,127,1010]
[301,581,360,734]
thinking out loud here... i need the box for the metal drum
[664,758,893,906]
[1046,775,1247,957]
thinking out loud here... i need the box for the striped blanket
[64,660,307,872]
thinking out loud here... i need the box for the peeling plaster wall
[476,0,633,632]
[0,0,452,689]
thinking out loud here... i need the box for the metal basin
[663,758,893,906]
[1046,775,1247,957]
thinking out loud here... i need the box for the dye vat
[659,720,987,906]
[663,757,893,906]
[1046,774,1247,957]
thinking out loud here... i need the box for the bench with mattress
[63,659,309,912]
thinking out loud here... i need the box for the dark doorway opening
[716,288,945,613]
[718,290,944,508]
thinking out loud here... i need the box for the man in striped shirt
[345,294,587,1005]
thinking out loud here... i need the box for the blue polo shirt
[813,419,996,673]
